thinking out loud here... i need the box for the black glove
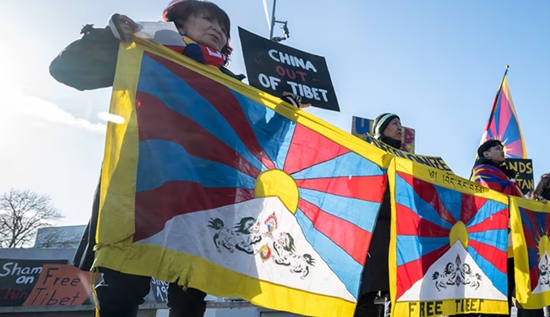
[282,94,302,108]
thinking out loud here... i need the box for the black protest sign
[150,277,169,303]
[0,259,67,306]
[238,27,340,112]
[505,158,534,195]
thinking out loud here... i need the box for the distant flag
[479,66,527,159]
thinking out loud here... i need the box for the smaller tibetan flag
[480,69,527,159]
[510,197,550,309]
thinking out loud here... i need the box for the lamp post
[269,0,289,43]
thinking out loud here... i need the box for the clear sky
[1,0,549,226]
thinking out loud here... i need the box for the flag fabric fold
[388,157,510,317]
[93,38,388,317]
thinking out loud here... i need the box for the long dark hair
[163,0,233,56]
[531,173,550,200]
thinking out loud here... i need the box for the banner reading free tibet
[388,157,509,316]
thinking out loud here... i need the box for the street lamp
[269,0,290,43]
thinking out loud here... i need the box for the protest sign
[239,27,340,111]
[352,116,415,153]
[505,158,534,195]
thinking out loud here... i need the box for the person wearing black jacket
[49,1,306,317]
[354,113,402,317]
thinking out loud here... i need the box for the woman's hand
[282,92,311,109]
[109,14,139,42]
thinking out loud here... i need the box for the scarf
[166,34,227,68]
[471,162,522,197]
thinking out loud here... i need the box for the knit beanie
[373,113,400,138]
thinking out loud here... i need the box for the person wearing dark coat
[50,1,307,316]
[354,113,402,317]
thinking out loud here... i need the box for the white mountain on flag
[398,241,507,302]
[137,196,356,302]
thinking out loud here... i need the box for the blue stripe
[298,188,380,233]
[136,140,256,192]
[433,185,462,223]
[467,246,507,296]
[230,90,296,169]
[137,55,266,172]
[519,208,536,237]
[395,175,453,229]
[469,230,508,253]
[534,212,548,237]
[528,248,539,270]
[466,200,507,227]
[396,236,449,266]
[295,209,361,298]
[291,152,385,180]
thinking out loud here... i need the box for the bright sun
[254,169,299,214]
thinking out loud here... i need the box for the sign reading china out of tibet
[238,27,340,112]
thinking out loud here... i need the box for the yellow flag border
[389,157,509,316]
[510,196,550,309]
[92,37,391,317]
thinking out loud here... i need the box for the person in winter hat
[354,113,402,317]
[372,113,402,149]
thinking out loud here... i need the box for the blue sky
[1,0,549,225]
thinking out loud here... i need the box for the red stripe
[396,204,450,237]
[498,92,512,137]
[298,199,371,265]
[523,226,538,249]
[467,208,508,233]
[284,124,350,175]
[136,92,260,178]
[397,172,415,187]
[134,181,255,241]
[145,52,275,170]
[410,176,457,225]
[469,240,507,274]
[396,245,450,299]
[460,195,488,225]
[295,175,386,202]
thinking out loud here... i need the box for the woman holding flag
[50,1,307,316]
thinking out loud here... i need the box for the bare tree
[0,189,63,248]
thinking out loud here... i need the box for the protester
[49,1,306,316]
[528,173,550,204]
[354,113,402,317]
[470,139,542,317]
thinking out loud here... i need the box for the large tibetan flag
[388,157,510,316]
[480,70,527,159]
[92,38,388,317]
[510,197,550,309]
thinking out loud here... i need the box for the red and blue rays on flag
[129,52,387,297]
[481,75,527,159]
[518,207,550,291]
[394,172,509,299]
[471,164,523,197]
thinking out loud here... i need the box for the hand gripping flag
[92,38,388,317]
[510,197,550,309]
[388,157,510,316]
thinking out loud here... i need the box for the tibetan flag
[92,38,388,317]
[480,72,527,159]
[510,197,550,309]
[388,157,510,316]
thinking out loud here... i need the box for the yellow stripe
[393,299,507,316]
[94,242,355,317]
[97,42,142,245]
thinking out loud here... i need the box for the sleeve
[49,25,120,91]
